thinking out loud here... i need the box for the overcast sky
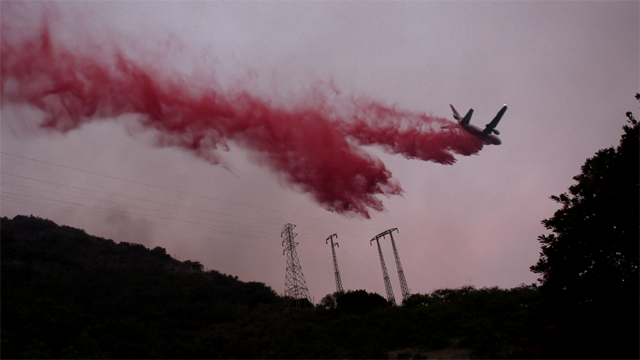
[2,1,638,301]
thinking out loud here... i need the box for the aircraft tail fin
[461,109,473,125]
[450,104,473,124]
[450,104,461,121]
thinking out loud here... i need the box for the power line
[1,176,368,262]
[1,173,376,250]
[0,195,275,253]
[1,152,377,229]
[2,172,282,226]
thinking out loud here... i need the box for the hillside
[1,215,297,358]
[1,215,542,359]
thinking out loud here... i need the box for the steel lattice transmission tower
[281,223,311,305]
[326,234,344,293]
[384,228,411,301]
[371,234,396,305]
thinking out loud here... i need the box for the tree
[530,98,639,358]
[334,289,390,315]
[318,292,339,310]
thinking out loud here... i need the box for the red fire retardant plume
[1,16,484,218]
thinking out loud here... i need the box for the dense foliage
[1,215,285,358]
[2,215,544,359]
[287,285,543,359]
[530,114,639,358]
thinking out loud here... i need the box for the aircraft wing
[481,105,507,136]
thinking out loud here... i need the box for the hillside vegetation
[2,215,543,359]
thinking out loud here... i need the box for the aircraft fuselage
[461,124,502,145]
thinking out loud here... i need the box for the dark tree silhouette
[530,98,639,358]
[324,289,389,315]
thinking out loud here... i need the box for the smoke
[1,8,483,218]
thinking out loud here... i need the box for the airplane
[447,104,508,145]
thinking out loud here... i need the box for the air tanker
[448,104,507,145]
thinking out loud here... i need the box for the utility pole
[281,223,311,306]
[385,228,411,301]
[371,234,396,305]
[326,233,344,293]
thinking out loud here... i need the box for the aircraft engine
[493,129,500,135]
